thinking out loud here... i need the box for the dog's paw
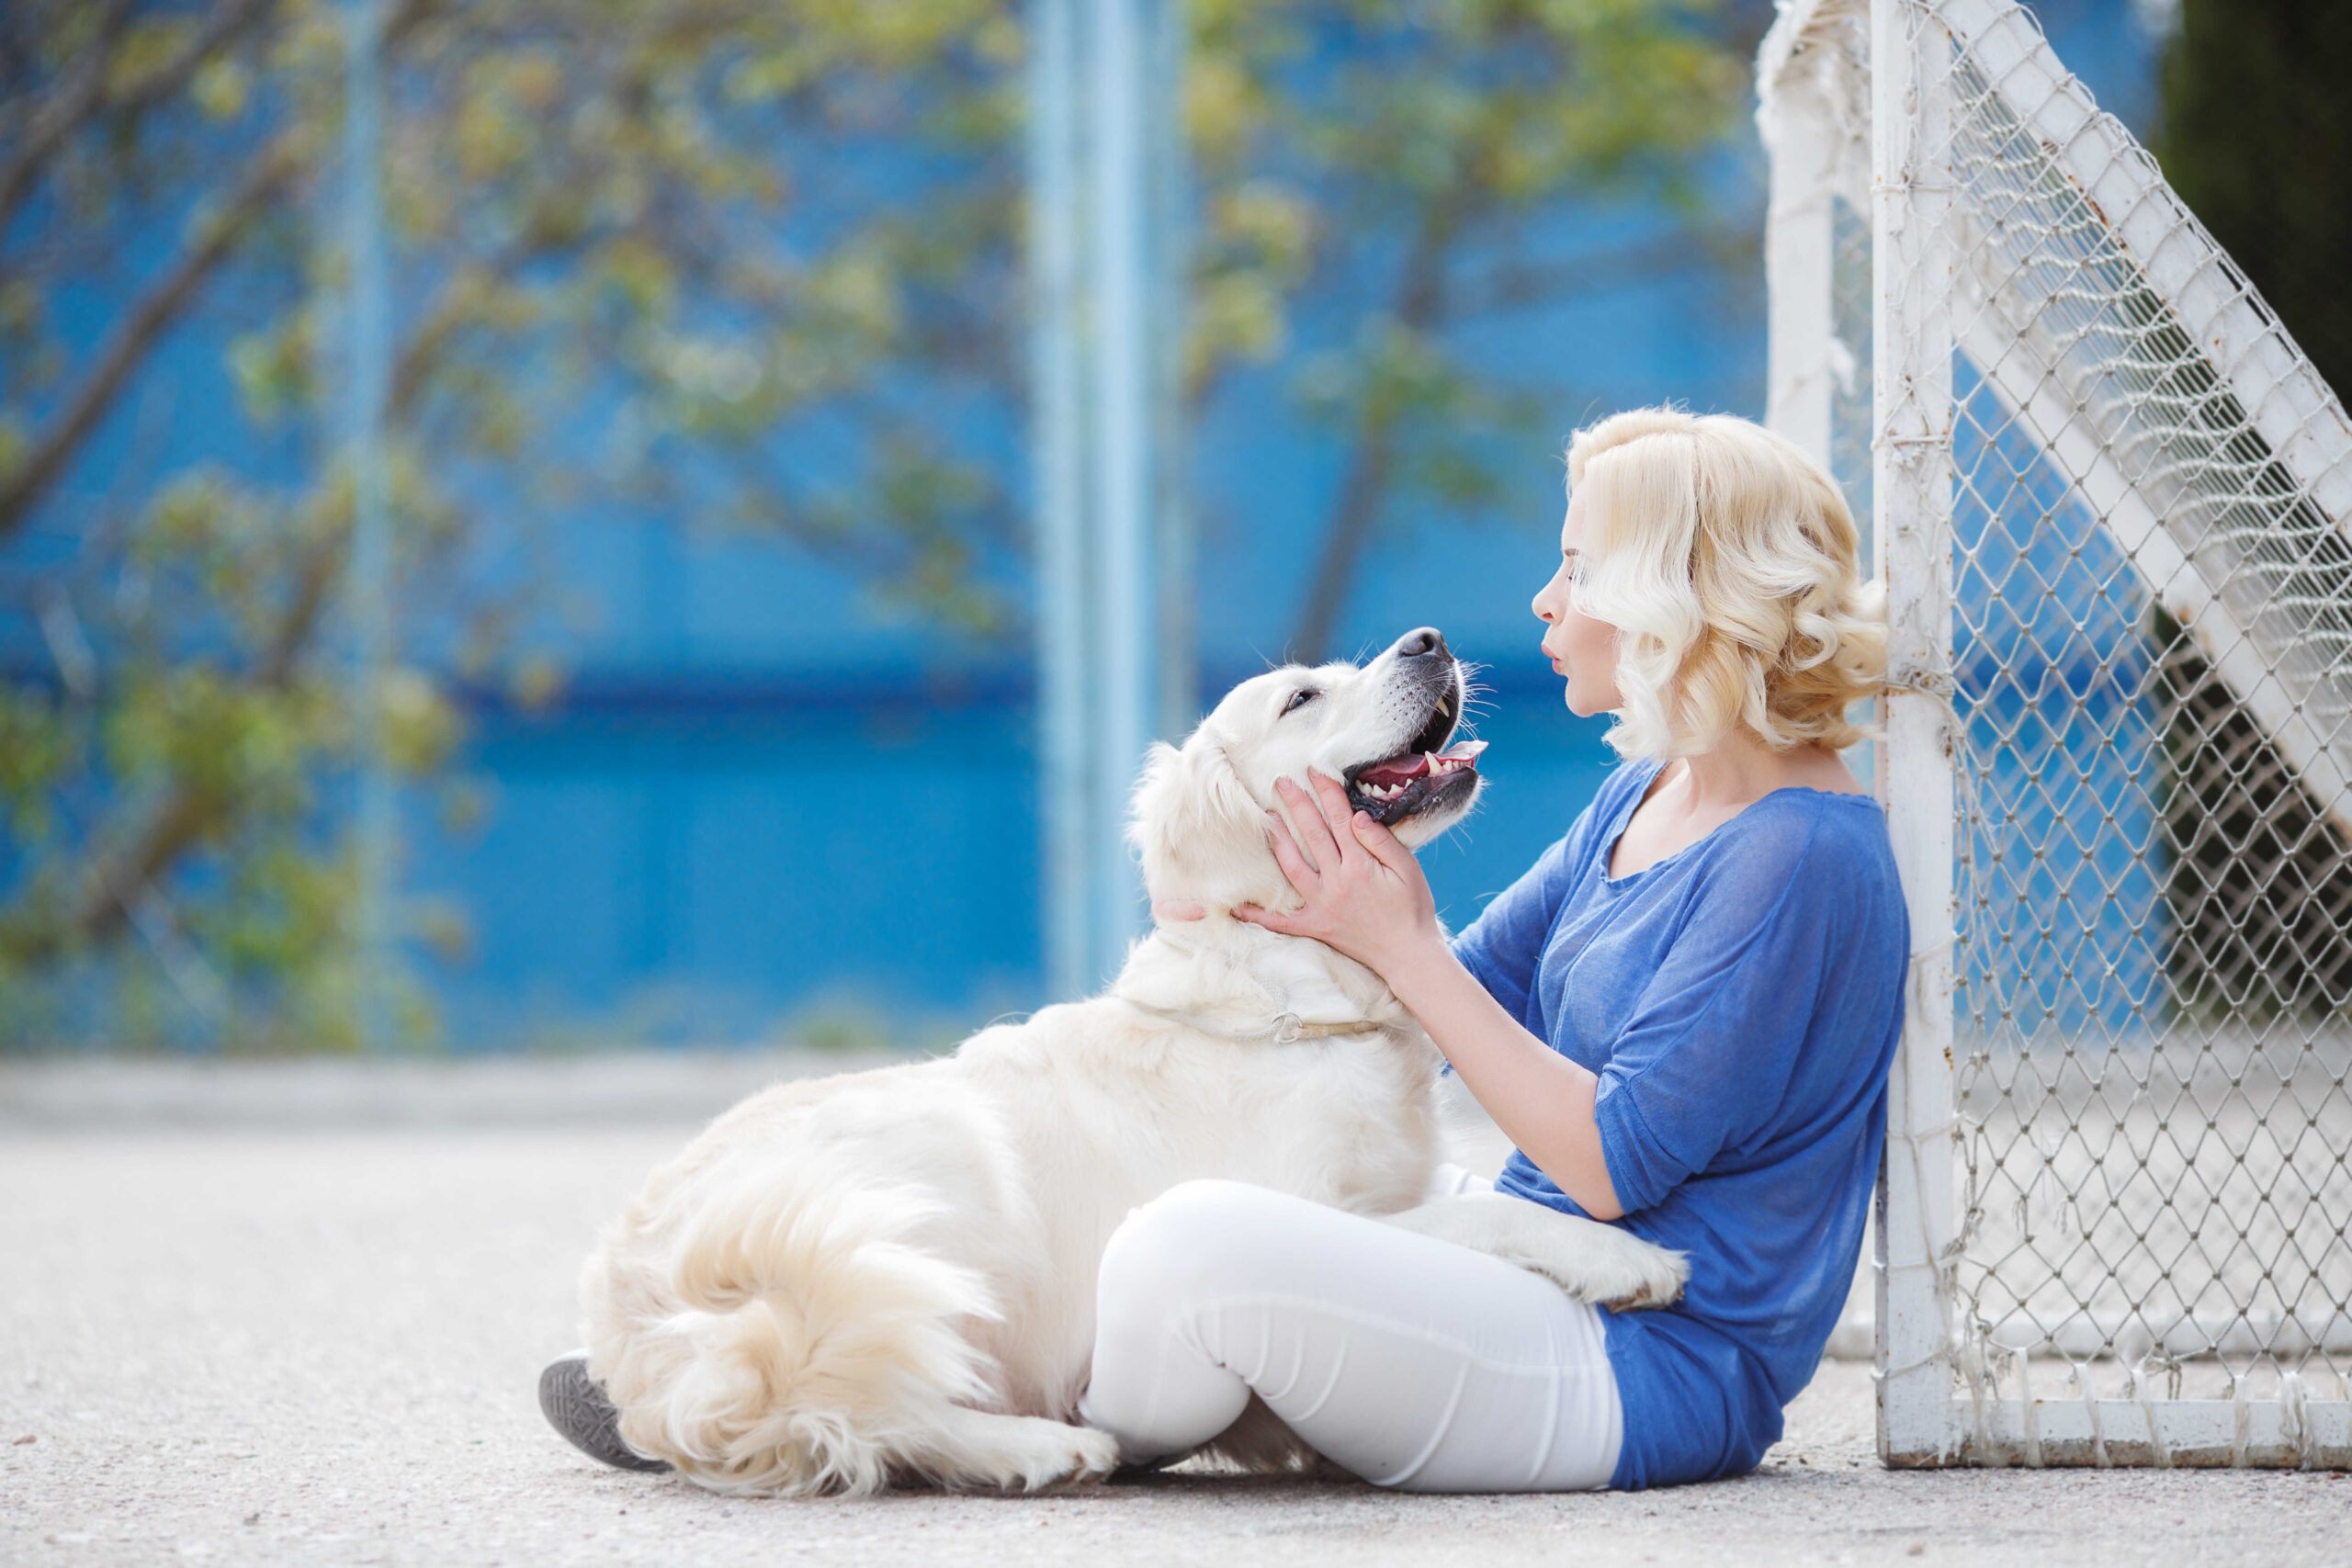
[920,1408,1122,1494]
[1550,1228,1689,1312]
[1020,1423,1123,1492]
[1382,1192,1688,1312]
[982,1420,1122,1494]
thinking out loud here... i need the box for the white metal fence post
[1761,62,1838,474]
[1871,0,1960,1468]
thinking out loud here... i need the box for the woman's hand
[1239,770,1624,1217]
[1235,771,1445,977]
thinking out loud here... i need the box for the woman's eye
[1282,689,1318,716]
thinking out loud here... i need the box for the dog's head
[1129,626,1484,915]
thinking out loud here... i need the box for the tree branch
[0,0,135,232]
[0,0,283,239]
[60,534,340,951]
[0,132,303,542]
[107,0,278,121]
[48,205,471,954]
[0,0,443,543]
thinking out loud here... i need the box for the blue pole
[340,0,394,1050]
[1030,0,1184,998]
[1087,0,1156,987]
[1029,0,1091,1003]
[1149,0,1194,742]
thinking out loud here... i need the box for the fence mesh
[1774,0,2352,1454]
[1930,4,2352,1410]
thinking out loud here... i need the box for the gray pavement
[4,1067,2350,1566]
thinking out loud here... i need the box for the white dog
[579,627,1685,1496]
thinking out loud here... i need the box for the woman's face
[1533,491,1623,718]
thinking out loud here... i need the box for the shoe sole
[538,1354,672,1472]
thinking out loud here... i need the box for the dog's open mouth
[1342,695,1486,828]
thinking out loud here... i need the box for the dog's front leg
[1381,1192,1687,1309]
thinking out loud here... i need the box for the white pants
[1076,1173,1623,1493]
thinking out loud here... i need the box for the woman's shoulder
[1700,783,1898,902]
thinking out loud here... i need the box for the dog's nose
[1394,626,1448,661]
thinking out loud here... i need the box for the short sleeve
[1451,765,1635,1031]
[1450,835,1573,1032]
[1591,815,1836,1214]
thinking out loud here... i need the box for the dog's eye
[1281,689,1319,716]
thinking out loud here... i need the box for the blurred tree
[2155,0,2352,398]
[2150,0,2352,1025]
[0,0,1031,1048]
[0,0,1749,1049]
[1188,0,1752,662]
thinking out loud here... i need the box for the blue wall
[0,1,2171,1049]
[402,0,2164,1050]
[410,664,1628,1045]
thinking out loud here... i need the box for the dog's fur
[580,631,1687,1496]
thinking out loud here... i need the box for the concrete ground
[3,1056,2349,1567]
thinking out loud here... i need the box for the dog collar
[1114,996,1395,1044]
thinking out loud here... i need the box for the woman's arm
[1238,772,1626,1220]
[1380,938,1624,1219]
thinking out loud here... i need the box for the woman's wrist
[1380,931,1471,1020]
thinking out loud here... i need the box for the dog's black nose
[1395,626,1448,660]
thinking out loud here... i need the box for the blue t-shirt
[1450,758,1907,1491]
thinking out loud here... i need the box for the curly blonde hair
[1566,407,1886,760]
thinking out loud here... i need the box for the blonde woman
[1075,408,1909,1491]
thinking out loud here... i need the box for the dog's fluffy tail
[587,1168,1000,1496]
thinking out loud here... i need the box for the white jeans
[1076,1173,1623,1493]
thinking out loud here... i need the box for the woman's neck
[1610,728,1866,880]
[1670,728,1866,813]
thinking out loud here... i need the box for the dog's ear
[1127,734,1279,910]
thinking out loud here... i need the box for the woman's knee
[1096,1179,1294,1323]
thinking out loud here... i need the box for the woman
[1073,407,1910,1491]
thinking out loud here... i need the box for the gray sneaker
[538,1350,671,1472]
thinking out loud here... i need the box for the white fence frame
[1760,0,2352,1469]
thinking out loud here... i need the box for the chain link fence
[1764,0,2352,1466]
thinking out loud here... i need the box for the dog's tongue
[1358,739,1487,787]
